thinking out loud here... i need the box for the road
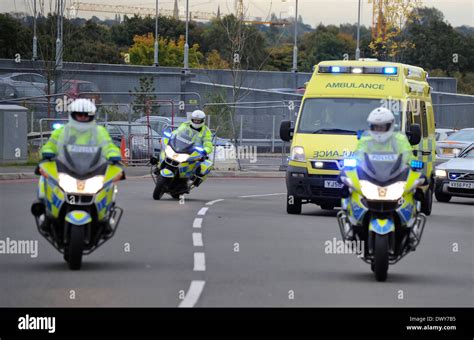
[0,177,472,307]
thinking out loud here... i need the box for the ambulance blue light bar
[318,66,398,75]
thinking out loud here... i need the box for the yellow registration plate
[441,148,453,155]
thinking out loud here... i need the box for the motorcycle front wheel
[373,233,389,282]
[65,224,85,270]
[153,175,168,200]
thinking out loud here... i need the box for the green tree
[132,76,158,118]
[0,13,31,59]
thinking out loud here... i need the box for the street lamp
[32,0,38,60]
[183,0,189,71]
[153,0,160,66]
[291,0,298,73]
[356,0,361,60]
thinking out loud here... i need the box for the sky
[2,0,473,27]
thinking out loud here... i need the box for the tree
[299,25,356,71]
[131,76,158,118]
[403,7,471,75]
[127,33,203,67]
[0,14,31,59]
[369,0,423,61]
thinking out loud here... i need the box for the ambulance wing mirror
[280,120,294,142]
[407,124,421,145]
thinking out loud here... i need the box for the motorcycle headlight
[290,146,305,162]
[165,145,190,163]
[360,180,406,201]
[58,173,104,194]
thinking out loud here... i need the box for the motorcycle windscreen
[61,144,105,176]
[360,152,407,183]
[169,129,196,154]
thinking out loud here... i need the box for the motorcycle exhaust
[409,213,427,249]
[336,210,353,241]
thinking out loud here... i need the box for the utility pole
[183,0,189,72]
[356,0,361,60]
[153,0,159,66]
[291,0,298,73]
[32,0,38,60]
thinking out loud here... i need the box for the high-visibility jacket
[41,124,121,161]
[173,122,214,155]
[354,132,414,166]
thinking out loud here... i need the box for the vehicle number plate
[324,180,344,189]
[448,181,474,189]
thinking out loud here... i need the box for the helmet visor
[369,123,392,132]
[191,118,204,125]
[71,111,94,123]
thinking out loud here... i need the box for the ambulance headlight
[290,146,305,162]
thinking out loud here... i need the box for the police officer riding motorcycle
[30,99,125,270]
[337,107,427,281]
[151,110,214,199]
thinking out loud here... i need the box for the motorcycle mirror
[150,156,158,165]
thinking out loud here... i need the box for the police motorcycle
[150,127,212,200]
[337,132,427,282]
[31,143,125,270]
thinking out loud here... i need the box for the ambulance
[280,60,435,215]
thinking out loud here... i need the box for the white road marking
[206,199,224,206]
[197,207,209,216]
[238,193,286,198]
[192,218,203,229]
[193,252,206,271]
[192,232,203,247]
[178,280,206,308]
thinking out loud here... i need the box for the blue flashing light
[410,160,424,169]
[344,158,357,168]
[163,131,172,138]
[195,146,204,153]
[331,66,341,73]
[449,172,460,180]
[383,67,397,75]
[52,123,63,130]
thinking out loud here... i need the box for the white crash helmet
[367,107,395,143]
[190,110,206,129]
[67,98,97,131]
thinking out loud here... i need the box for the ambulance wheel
[420,184,433,216]
[287,195,302,214]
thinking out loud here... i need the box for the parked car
[135,116,187,135]
[105,121,161,159]
[436,128,474,162]
[0,80,52,118]
[435,128,457,142]
[62,80,101,104]
[0,72,52,93]
[434,143,474,202]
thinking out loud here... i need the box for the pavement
[0,177,472,307]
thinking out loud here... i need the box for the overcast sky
[2,0,473,27]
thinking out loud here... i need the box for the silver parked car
[436,128,474,162]
[434,143,474,202]
[435,128,457,142]
[0,72,52,93]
